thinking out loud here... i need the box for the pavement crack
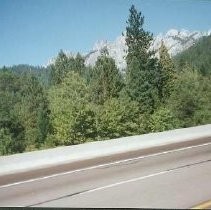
[166,158,211,173]
[27,189,89,207]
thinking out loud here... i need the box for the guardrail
[0,124,210,176]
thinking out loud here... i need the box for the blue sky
[0,0,211,67]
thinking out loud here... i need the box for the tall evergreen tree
[158,40,175,101]
[17,73,49,150]
[125,5,153,64]
[125,5,159,113]
[90,53,123,104]
[74,53,86,76]
[0,70,26,155]
[50,50,69,85]
[50,50,86,85]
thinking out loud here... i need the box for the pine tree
[50,50,87,86]
[125,5,153,65]
[74,53,85,76]
[125,5,159,113]
[158,40,175,101]
[17,73,49,150]
[50,50,69,85]
[0,70,26,155]
[90,54,123,104]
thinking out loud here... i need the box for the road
[0,137,211,208]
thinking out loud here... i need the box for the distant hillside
[174,35,211,75]
[0,64,50,86]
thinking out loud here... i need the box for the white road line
[32,159,211,206]
[74,159,211,196]
[0,142,211,189]
[82,171,175,194]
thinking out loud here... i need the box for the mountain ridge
[47,28,211,70]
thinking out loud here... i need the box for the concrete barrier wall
[0,124,211,176]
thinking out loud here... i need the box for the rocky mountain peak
[46,29,211,70]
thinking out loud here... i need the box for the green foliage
[125,5,153,64]
[0,128,13,155]
[83,66,94,85]
[157,41,175,101]
[50,50,69,85]
[15,73,50,150]
[125,5,160,113]
[96,97,147,140]
[4,64,51,87]
[74,53,86,76]
[0,68,50,154]
[0,70,26,155]
[167,69,211,127]
[36,102,50,146]
[0,5,210,156]
[50,50,86,85]
[90,54,123,104]
[174,35,211,76]
[48,72,97,146]
[126,57,159,113]
[149,107,179,132]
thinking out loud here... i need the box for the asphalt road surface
[0,137,211,208]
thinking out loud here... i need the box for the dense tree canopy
[48,72,96,146]
[167,69,211,127]
[0,70,26,155]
